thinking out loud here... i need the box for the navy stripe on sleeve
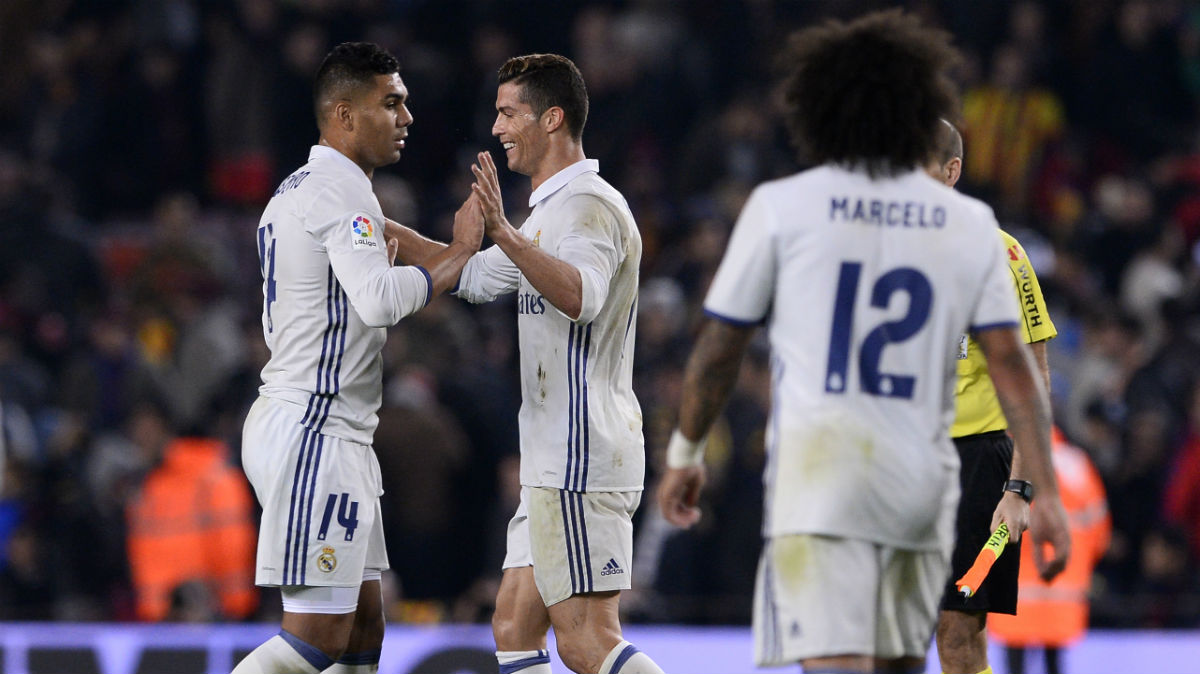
[968,320,1019,333]
[703,307,765,327]
[416,265,433,307]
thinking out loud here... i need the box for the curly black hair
[778,9,961,178]
[498,53,589,141]
[313,42,401,124]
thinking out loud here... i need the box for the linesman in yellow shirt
[927,120,1065,674]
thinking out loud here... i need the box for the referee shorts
[940,430,1020,614]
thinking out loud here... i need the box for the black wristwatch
[1004,479,1034,503]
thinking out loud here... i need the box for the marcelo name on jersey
[830,196,946,229]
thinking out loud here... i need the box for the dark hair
[313,42,400,124]
[778,9,961,178]
[497,54,588,141]
[934,118,964,164]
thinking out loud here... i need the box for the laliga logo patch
[318,546,337,573]
[351,215,378,249]
[353,215,373,237]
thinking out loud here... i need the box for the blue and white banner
[0,623,1197,674]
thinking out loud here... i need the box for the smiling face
[347,72,412,174]
[492,81,549,177]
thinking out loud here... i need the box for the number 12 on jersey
[825,261,932,399]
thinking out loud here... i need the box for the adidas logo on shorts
[600,558,624,576]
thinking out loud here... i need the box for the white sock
[231,633,333,674]
[323,649,381,673]
[597,641,664,674]
[497,649,553,673]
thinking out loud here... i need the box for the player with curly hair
[658,11,1071,674]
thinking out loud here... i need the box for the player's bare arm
[679,319,757,439]
[383,217,446,266]
[471,150,585,320]
[658,318,757,528]
[994,339,1051,540]
[414,192,484,296]
[975,327,1071,581]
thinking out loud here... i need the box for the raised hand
[470,151,509,236]
[452,191,484,252]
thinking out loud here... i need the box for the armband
[666,429,707,469]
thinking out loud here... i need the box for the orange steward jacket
[126,437,258,621]
[989,427,1110,646]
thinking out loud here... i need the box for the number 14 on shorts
[317,492,359,542]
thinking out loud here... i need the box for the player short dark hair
[934,118,964,164]
[313,42,401,124]
[779,9,961,178]
[497,54,588,141]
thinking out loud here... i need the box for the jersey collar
[309,145,372,186]
[528,158,599,208]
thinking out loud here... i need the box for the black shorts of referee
[941,429,1021,614]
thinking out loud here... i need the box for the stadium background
[0,0,1199,671]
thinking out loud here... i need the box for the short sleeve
[703,187,776,325]
[970,235,1022,333]
[1001,232,1057,343]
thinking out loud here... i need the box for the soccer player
[388,53,663,674]
[235,42,482,674]
[656,11,1072,674]
[930,119,1063,674]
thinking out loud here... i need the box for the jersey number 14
[317,492,359,542]
[824,261,932,399]
[257,222,277,333]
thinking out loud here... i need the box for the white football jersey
[256,145,431,446]
[456,159,644,492]
[705,165,1020,550]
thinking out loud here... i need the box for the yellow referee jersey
[951,230,1056,438]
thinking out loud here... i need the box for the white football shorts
[242,396,388,588]
[503,486,640,606]
[753,534,949,665]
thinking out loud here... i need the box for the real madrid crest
[318,546,337,573]
[532,229,541,247]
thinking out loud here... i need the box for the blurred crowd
[0,0,1198,631]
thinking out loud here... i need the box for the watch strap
[1003,479,1034,503]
